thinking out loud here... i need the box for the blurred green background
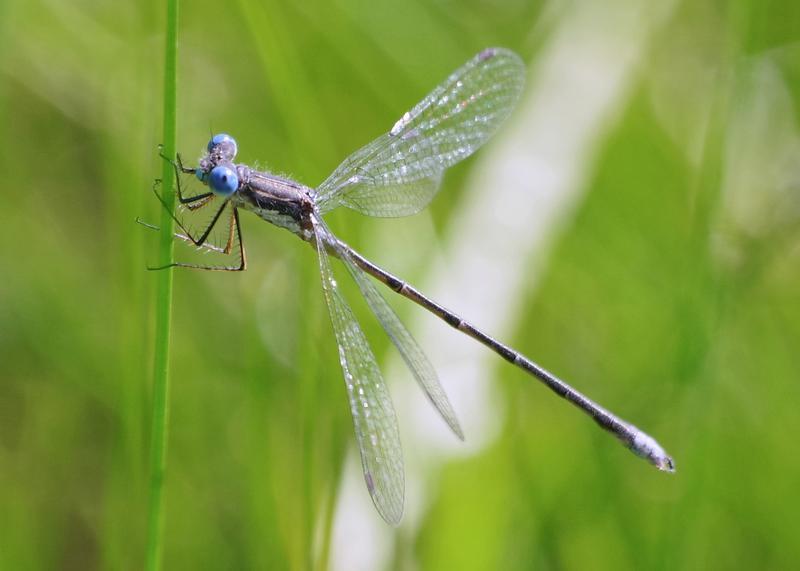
[1,0,799,569]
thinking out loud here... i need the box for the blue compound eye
[207,133,235,151]
[209,164,239,195]
[207,133,238,160]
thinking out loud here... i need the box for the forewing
[316,48,526,217]
[314,226,404,524]
[332,240,464,440]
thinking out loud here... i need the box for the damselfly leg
[146,155,247,271]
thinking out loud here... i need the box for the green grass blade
[146,0,179,569]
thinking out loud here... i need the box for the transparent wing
[314,224,404,525]
[316,47,526,217]
[331,239,464,440]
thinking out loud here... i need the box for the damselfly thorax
[231,167,317,240]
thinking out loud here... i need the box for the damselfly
[148,48,675,525]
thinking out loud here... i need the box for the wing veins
[330,239,465,440]
[316,48,525,218]
[314,223,405,525]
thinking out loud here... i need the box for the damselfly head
[194,133,240,193]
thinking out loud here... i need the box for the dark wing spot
[478,47,497,61]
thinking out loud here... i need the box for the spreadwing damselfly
[146,47,675,525]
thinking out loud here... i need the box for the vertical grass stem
[146,0,179,568]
